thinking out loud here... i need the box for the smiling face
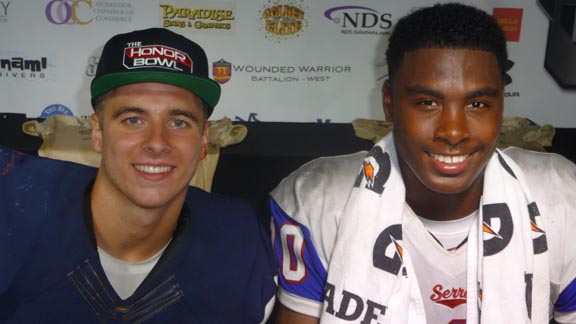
[383,48,504,197]
[91,82,208,211]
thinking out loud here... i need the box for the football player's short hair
[386,3,509,83]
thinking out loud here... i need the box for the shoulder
[503,146,576,225]
[268,152,366,318]
[503,146,576,177]
[1,148,96,217]
[269,151,365,260]
[0,147,97,294]
[181,187,277,319]
[502,147,576,216]
[1,146,96,183]
[504,147,576,304]
[271,151,366,219]
[183,186,274,254]
[1,146,97,209]
[184,187,270,254]
[275,151,366,188]
[185,187,257,225]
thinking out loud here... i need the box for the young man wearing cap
[270,3,576,324]
[0,28,276,323]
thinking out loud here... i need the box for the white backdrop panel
[0,0,575,127]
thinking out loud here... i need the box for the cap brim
[91,71,221,110]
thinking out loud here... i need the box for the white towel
[321,134,550,324]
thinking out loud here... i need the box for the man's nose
[433,105,471,146]
[142,123,171,154]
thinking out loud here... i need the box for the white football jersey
[404,205,468,324]
[270,147,576,323]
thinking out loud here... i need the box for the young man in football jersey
[270,3,576,324]
[0,28,276,323]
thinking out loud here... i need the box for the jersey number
[279,223,308,284]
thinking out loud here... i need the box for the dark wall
[1,112,575,221]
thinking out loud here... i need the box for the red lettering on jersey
[430,284,467,308]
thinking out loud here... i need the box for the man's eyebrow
[405,86,444,99]
[465,87,500,100]
[169,109,199,121]
[112,107,145,119]
[404,86,501,100]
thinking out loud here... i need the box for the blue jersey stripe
[269,198,328,302]
[556,277,576,312]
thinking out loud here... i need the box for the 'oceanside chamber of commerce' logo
[45,0,134,25]
[123,44,193,73]
[0,1,9,23]
[159,2,236,32]
[324,6,392,35]
[493,8,523,42]
[0,56,48,79]
[258,0,309,42]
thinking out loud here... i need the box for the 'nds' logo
[324,6,392,35]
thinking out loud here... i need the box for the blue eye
[172,119,188,128]
[125,117,142,125]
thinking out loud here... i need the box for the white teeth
[431,154,468,164]
[134,165,172,174]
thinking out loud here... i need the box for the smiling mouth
[430,153,470,164]
[133,164,173,174]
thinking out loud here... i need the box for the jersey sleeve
[537,153,576,322]
[504,147,576,323]
[0,148,44,295]
[270,198,327,317]
[269,152,366,317]
[0,148,69,295]
[551,154,576,323]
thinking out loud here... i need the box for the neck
[90,175,183,262]
[401,166,484,222]
[406,190,481,221]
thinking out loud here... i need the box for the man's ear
[382,80,394,122]
[91,113,103,153]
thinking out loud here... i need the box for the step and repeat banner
[1,0,575,126]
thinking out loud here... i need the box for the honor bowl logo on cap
[123,45,193,73]
[91,28,221,115]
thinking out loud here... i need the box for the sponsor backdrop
[1,0,575,126]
